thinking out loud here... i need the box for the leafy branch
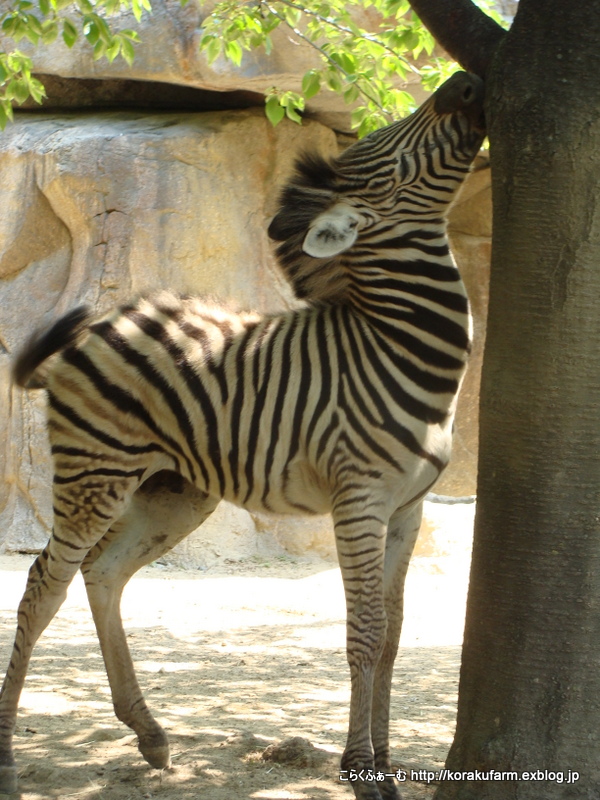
[0,0,150,128]
[198,0,451,135]
[261,0,406,125]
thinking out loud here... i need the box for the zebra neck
[343,225,471,373]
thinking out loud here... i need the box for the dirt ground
[0,507,473,800]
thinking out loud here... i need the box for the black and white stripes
[1,71,486,800]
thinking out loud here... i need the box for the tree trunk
[435,1,600,798]
[435,0,600,800]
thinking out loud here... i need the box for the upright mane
[268,152,353,305]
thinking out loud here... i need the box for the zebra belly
[214,419,454,519]
[217,457,332,516]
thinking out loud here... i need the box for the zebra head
[269,71,485,303]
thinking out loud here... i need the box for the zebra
[0,71,485,800]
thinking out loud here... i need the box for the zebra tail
[12,306,91,389]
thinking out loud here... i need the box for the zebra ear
[302,205,361,258]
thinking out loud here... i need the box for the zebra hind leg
[333,496,389,800]
[81,471,218,770]
[371,502,424,800]
[0,473,141,794]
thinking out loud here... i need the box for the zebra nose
[433,72,485,120]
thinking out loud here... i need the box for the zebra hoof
[0,763,18,794]
[379,777,402,800]
[138,733,171,769]
[349,782,385,800]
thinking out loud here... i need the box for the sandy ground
[0,503,474,800]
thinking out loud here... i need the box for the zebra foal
[0,72,485,800]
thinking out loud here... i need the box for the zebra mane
[268,152,352,305]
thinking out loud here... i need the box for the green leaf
[105,38,120,62]
[0,103,11,131]
[351,105,368,128]
[28,76,46,103]
[224,39,242,67]
[20,19,41,45]
[83,18,99,45]
[120,28,140,42]
[93,38,106,60]
[7,78,30,104]
[325,70,343,93]
[2,16,18,36]
[301,69,321,100]
[265,95,285,127]
[202,36,222,64]
[331,51,356,73]
[284,104,302,124]
[282,5,301,27]
[120,36,135,65]
[41,19,59,43]
[91,14,112,43]
[344,84,359,104]
[62,18,78,47]
[26,14,44,36]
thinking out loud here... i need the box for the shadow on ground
[0,559,463,800]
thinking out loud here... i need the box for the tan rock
[160,501,285,571]
[438,159,492,496]
[448,162,493,238]
[253,513,337,562]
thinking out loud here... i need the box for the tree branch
[262,0,391,117]
[275,0,420,75]
[408,0,506,78]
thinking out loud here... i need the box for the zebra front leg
[81,472,218,770]
[334,499,389,800]
[0,476,137,794]
[371,502,424,800]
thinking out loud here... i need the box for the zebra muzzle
[433,72,486,131]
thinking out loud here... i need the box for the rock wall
[0,6,491,565]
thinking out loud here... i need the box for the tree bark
[433,0,600,798]
[408,0,505,77]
